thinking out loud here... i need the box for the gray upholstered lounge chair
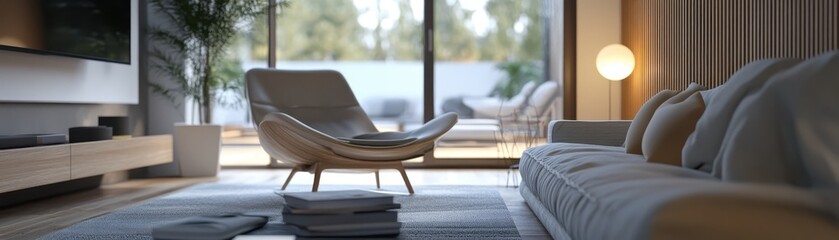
[246,69,458,193]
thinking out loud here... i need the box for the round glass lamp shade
[596,44,635,81]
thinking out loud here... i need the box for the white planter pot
[175,124,222,177]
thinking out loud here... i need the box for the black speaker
[69,126,113,143]
[98,116,131,138]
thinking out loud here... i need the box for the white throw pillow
[682,59,800,172]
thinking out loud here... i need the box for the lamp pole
[596,44,634,120]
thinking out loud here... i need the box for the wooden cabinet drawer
[0,145,71,192]
[71,135,173,179]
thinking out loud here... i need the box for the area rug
[42,184,521,239]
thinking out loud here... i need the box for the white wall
[577,0,622,120]
[0,0,139,104]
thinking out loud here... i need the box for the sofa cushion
[643,86,705,166]
[520,143,712,239]
[624,89,678,155]
[682,58,800,172]
[520,143,836,240]
[650,189,839,240]
[715,51,839,190]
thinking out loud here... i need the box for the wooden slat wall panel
[621,0,839,119]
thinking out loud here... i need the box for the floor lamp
[596,44,635,120]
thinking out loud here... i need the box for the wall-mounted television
[0,0,131,64]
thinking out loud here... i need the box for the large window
[217,0,554,166]
[270,0,425,128]
[212,15,268,166]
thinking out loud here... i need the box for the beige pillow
[625,90,678,154]
[643,87,705,166]
[666,83,704,103]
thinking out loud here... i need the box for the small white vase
[174,124,222,177]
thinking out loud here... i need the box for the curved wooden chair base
[280,161,414,194]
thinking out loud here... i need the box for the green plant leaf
[147,0,288,123]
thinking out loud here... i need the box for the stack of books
[281,190,401,238]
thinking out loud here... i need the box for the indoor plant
[148,0,287,176]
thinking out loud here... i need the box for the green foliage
[253,0,424,61]
[213,57,247,109]
[388,0,423,60]
[482,0,544,61]
[148,0,287,124]
[492,60,544,100]
[434,0,480,61]
[519,0,545,61]
[266,0,367,61]
[246,0,544,62]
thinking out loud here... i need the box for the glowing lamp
[596,44,635,81]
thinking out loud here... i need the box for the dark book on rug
[282,203,400,215]
[282,210,397,227]
[151,214,268,240]
[282,190,394,209]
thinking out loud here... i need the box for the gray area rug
[42,184,520,239]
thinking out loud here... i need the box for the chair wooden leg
[281,165,302,190]
[312,164,323,192]
[396,166,414,194]
[375,170,381,189]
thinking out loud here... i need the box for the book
[152,214,268,240]
[289,222,401,237]
[282,190,394,209]
[232,236,295,240]
[302,221,401,232]
[282,210,397,227]
[282,203,400,215]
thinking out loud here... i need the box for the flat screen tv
[0,0,131,64]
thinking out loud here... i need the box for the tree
[387,0,423,60]
[370,0,388,60]
[248,14,270,61]
[482,0,543,61]
[519,0,545,61]
[434,0,480,61]
[483,0,524,61]
[274,0,367,61]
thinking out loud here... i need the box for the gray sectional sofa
[519,51,839,240]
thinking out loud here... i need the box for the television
[0,0,131,64]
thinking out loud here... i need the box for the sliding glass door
[217,0,552,166]
[270,0,425,132]
[433,0,549,160]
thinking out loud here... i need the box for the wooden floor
[0,168,551,240]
